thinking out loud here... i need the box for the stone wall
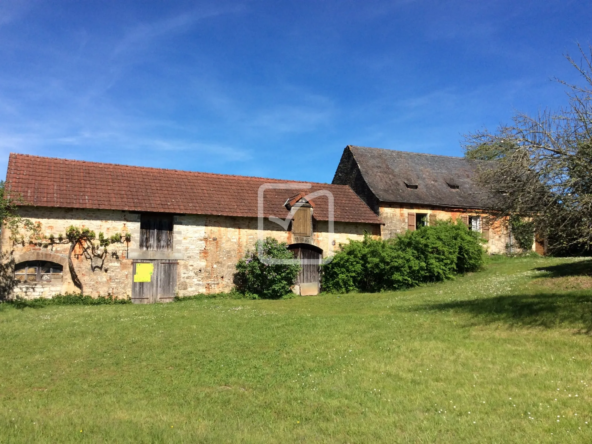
[331,147,381,213]
[175,215,375,295]
[378,203,511,254]
[1,207,376,299]
[1,207,137,299]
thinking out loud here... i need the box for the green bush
[322,221,485,293]
[6,293,131,309]
[234,237,301,299]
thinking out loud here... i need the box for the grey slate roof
[340,146,492,209]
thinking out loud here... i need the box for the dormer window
[445,179,460,190]
[292,203,312,237]
[286,195,313,237]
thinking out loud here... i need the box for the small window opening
[292,202,313,237]
[14,261,63,283]
[445,178,459,189]
[469,216,481,232]
[405,183,418,189]
[416,213,428,227]
[140,213,173,250]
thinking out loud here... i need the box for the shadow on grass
[418,292,592,334]
[535,259,592,278]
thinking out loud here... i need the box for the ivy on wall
[510,216,535,251]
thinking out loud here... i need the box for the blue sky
[0,0,590,182]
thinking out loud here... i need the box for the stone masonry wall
[1,207,375,299]
[1,207,138,299]
[379,204,511,254]
[175,215,374,295]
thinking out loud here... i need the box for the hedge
[322,220,485,293]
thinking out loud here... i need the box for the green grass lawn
[1,256,591,443]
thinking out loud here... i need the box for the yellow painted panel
[134,263,154,283]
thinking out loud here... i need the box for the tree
[463,44,592,254]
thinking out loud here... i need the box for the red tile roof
[6,154,381,225]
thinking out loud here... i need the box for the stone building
[3,146,543,301]
[2,154,381,300]
[332,145,542,254]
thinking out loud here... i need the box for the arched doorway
[287,243,322,296]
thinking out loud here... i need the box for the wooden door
[156,261,178,302]
[131,260,178,303]
[288,244,322,285]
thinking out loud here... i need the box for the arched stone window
[14,261,63,283]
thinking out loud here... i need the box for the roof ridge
[347,145,469,160]
[8,152,351,187]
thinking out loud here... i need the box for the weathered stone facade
[1,207,376,299]
[331,145,533,255]
[378,204,510,254]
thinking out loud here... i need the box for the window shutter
[408,212,416,231]
[461,215,469,226]
[482,218,490,241]
[429,213,437,226]
[293,207,312,236]
[140,214,173,250]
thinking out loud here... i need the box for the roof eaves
[377,199,491,211]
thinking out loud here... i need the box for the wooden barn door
[131,260,178,303]
[288,244,322,295]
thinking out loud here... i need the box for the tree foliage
[463,45,592,254]
[322,221,485,293]
[234,237,301,299]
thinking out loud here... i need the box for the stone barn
[2,154,381,301]
[332,145,544,254]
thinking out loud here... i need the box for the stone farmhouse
[332,146,534,254]
[2,153,380,301]
[2,146,536,301]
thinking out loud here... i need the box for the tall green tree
[464,45,592,254]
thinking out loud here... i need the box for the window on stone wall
[416,213,428,227]
[14,261,63,283]
[469,216,481,232]
[140,213,174,250]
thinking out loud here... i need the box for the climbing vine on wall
[44,226,131,294]
[509,216,534,251]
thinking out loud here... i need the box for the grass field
[1,256,591,443]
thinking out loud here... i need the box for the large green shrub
[322,221,484,293]
[234,237,301,299]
